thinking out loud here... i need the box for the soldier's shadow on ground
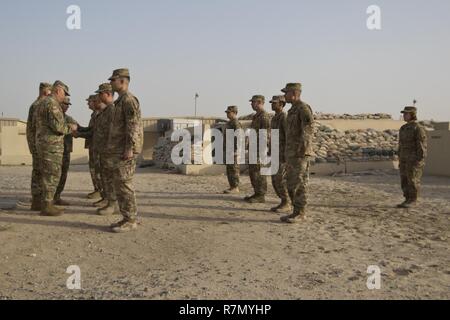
[146,201,276,214]
[0,215,110,232]
[139,211,284,225]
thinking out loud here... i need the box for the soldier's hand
[123,149,134,161]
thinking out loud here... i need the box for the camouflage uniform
[398,107,427,204]
[54,114,77,201]
[103,91,143,222]
[26,97,45,201]
[285,93,314,215]
[224,109,242,190]
[270,109,289,203]
[77,110,103,194]
[35,94,71,204]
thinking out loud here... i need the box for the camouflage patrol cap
[249,95,265,103]
[62,97,72,106]
[401,106,417,114]
[108,68,130,81]
[53,80,70,96]
[86,94,97,102]
[39,82,52,91]
[95,83,113,94]
[225,106,238,114]
[281,83,302,93]
[269,95,286,104]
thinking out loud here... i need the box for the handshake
[69,124,78,137]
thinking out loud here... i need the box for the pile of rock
[153,137,179,169]
[312,123,398,163]
[314,113,392,120]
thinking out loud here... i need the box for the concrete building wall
[425,123,450,177]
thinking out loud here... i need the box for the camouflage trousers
[286,157,310,212]
[226,155,240,189]
[271,162,289,202]
[39,151,63,203]
[31,152,42,199]
[99,153,116,201]
[89,148,102,193]
[399,161,424,201]
[54,153,71,200]
[102,154,138,221]
[248,163,267,196]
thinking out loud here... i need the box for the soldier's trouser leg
[400,161,423,202]
[226,161,240,189]
[31,152,42,200]
[286,157,310,212]
[249,163,267,196]
[104,154,137,221]
[271,162,289,201]
[54,153,71,200]
[100,154,116,202]
[93,152,105,199]
[40,152,63,203]
[89,148,101,192]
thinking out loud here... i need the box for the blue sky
[0,0,449,124]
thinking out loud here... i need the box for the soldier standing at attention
[269,95,291,213]
[26,82,52,211]
[95,84,120,216]
[280,83,314,224]
[397,105,427,208]
[35,81,77,216]
[244,95,270,204]
[106,69,143,233]
[223,106,242,194]
[54,97,78,206]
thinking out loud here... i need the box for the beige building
[425,122,450,177]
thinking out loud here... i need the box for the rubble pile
[314,113,393,120]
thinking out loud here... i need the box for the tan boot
[247,195,265,204]
[93,198,108,208]
[40,201,64,217]
[87,191,101,200]
[280,209,307,224]
[224,187,240,194]
[271,200,292,213]
[111,220,138,233]
[54,198,70,206]
[30,197,42,211]
[97,201,120,216]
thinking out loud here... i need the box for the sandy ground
[0,165,449,300]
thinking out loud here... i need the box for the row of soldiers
[26,69,143,233]
[223,83,314,223]
[222,83,428,223]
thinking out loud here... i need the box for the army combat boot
[97,201,120,216]
[280,209,307,224]
[244,194,256,202]
[40,201,64,217]
[247,195,266,204]
[30,197,42,211]
[93,198,108,208]
[224,187,240,194]
[87,191,101,200]
[111,219,138,233]
[271,199,292,213]
[54,197,70,206]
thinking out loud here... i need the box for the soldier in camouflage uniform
[280,83,314,223]
[54,97,78,205]
[106,69,143,233]
[269,95,291,213]
[397,106,427,208]
[244,95,270,203]
[35,81,77,216]
[94,84,120,216]
[77,95,103,200]
[223,106,242,194]
[26,82,52,211]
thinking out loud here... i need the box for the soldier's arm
[123,96,142,154]
[26,104,36,153]
[47,102,71,135]
[416,126,428,162]
[298,105,314,156]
